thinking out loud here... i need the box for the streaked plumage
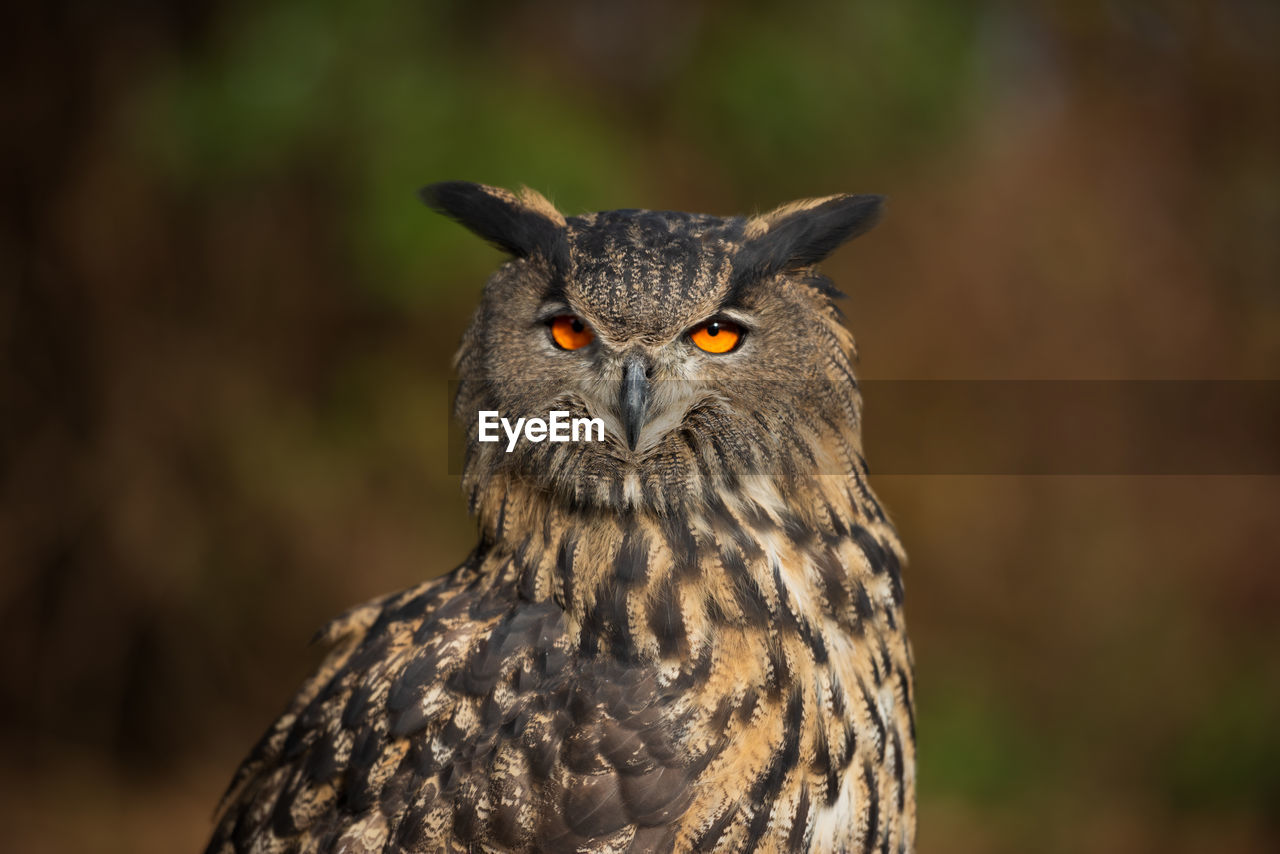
[207,182,915,853]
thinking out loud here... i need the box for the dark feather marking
[341,684,374,730]
[620,763,695,825]
[301,731,340,784]
[614,527,650,585]
[518,558,539,602]
[830,678,847,719]
[280,716,316,761]
[780,511,813,547]
[897,668,916,743]
[565,771,629,837]
[660,511,698,574]
[859,678,887,763]
[586,582,638,662]
[495,489,509,539]
[691,805,737,852]
[765,634,790,698]
[378,768,412,820]
[852,580,874,630]
[789,784,812,851]
[702,491,740,540]
[733,524,765,564]
[267,770,302,838]
[737,687,760,723]
[412,592,468,643]
[815,724,840,806]
[720,540,747,578]
[851,525,904,605]
[878,638,893,687]
[730,194,884,299]
[740,498,777,533]
[562,722,605,775]
[838,718,859,771]
[390,656,437,713]
[598,721,649,773]
[524,720,562,781]
[489,775,529,849]
[453,788,482,842]
[773,560,828,664]
[744,688,804,848]
[861,763,881,854]
[682,428,713,480]
[557,534,577,606]
[628,824,676,854]
[825,502,849,538]
[730,557,771,626]
[648,574,688,658]
[892,726,905,812]
[540,636,569,677]
[704,430,742,492]
[343,727,385,813]
[815,546,851,618]
[703,593,729,627]
[420,181,569,269]
[394,796,433,852]
[411,738,440,776]
[802,618,828,664]
[850,474,887,523]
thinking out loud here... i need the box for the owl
[206,182,915,853]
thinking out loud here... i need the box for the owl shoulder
[208,565,717,852]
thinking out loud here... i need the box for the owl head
[426,181,884,515]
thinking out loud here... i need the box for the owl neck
[463,463,904,666]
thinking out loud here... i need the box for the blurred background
[2,1,1278,851]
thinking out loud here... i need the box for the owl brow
[718,269,767,312]
[538,263,572,304]
[724,255,770,306]
[710,294,750,319]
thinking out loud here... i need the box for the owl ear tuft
[419,181,568,266]
[734,193,884,285]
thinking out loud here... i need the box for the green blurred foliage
[135,0,982,306]
[1163,665,1280,814]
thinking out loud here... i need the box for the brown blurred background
[2,1,1278,851]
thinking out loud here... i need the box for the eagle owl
[207,182,915,853]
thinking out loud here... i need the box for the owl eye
[689,318,744,354]
[549,314,596,350]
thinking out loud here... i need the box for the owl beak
[620,356,651,452]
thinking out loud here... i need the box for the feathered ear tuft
[733,193,884,287]
[419,181,568,267]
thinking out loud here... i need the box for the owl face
[431,183,883,512]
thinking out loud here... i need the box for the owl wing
[206,568,726,853]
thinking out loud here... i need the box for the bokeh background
[3,1,1278,851]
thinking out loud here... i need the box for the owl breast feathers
[207,182,915,853]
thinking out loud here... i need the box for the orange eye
[549,314,595,350]
[689,318,743,354]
